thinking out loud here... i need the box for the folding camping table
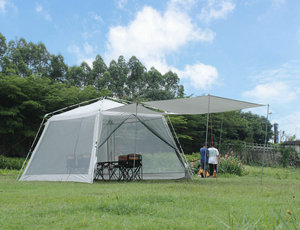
[95,155,142,181]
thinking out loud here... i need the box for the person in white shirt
[208,145,219,177]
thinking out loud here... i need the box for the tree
[126,56,146,98]
[80,62,93,86]
[66,62,92,87]
[49,54,68,82]
[92,55,107,88]
[115,55,129,98]
[66,66,85,87]
[0,73,112,157]
[0,33,7,61]
[107,56,128,98]
[0,36,51,77]
[163,71,184,98]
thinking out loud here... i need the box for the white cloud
[199,0,235,23]
[68,43,96,67]
[116,0,128,9]
[243,82,297,104]
[168,0,196,10]
[83,42,94,55]
[0,0,6,14]
[105,1,220,89]
[179,63,218,89]
[35,4,42,13]
[271,0,285,8]
[257,0,286,22]
[243,61,300,104]
[275,110,300,139]
[35,3,52,21]
[243,61,300,138]
[106,6,214,62]
[89,12,103,23]
[0,0,16,14]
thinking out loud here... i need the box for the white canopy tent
[18,95,267,183]
[19,99,190,183]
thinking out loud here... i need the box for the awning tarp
[142,95,264,115]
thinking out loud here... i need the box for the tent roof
[50,99,124,120]
[48,95,264,120]
[107,103,162,115]
[48,99,162,121]
[142,95,264,115]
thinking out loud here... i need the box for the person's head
[203,143,207,147]
[210,144,214,148]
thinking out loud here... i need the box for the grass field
[0,166,299,229]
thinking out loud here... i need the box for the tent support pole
[45,97,104,117]
[133,101,138,181]
[17,115,48,181]
[260,104,269,185]
[219,113,224,150]
[204,95,210,182]
[167,115,193,178]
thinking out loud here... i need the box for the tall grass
[0,155,24,170]
[0,167,299,229]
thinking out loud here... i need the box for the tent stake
[260,104,270,185]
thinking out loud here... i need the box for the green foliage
[218,156,248,176]
[0,155,24,170]
[0,74,111,157]
[185,152,248,176]
[170,111,273,154]
[183,152,200,174]
[183,152,200,162]
[279,145,299,167]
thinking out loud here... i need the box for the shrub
[279,146,299,167]
[184,152,200,162]
[189,160,200,174]
[0,155,25,170]
[218,156,248,176]
[184,153,200,174]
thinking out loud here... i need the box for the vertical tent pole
[219,113,224,151]
[260,104,270,185]
[204,95,210,182]
[133,101,138,181]
[167,115,193,178]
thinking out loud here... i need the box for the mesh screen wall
[97,113,186,179]
[23,115,96,177]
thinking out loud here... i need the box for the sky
[0,0,300,140]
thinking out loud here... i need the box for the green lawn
[0,167,299,229]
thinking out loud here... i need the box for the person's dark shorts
[200,162,208,170]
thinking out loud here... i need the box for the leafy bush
[0,155,24,170]
[184,153,200,174]
[189,160,200,174]
[185,153,248,176]
[184,152,200,162]
[218,156,248,176]
[279,146,299,167]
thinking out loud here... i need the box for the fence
[219,142,280,166]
